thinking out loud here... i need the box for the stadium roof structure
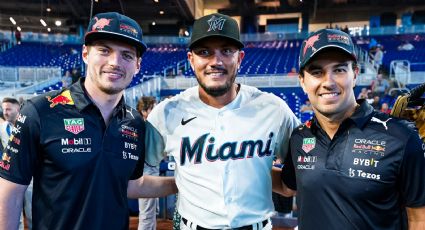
[0,0,424,35]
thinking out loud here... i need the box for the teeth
[320,93,338,98]
[208,73,224,76]
[105,72,122,77]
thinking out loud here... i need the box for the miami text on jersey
[180,132,274,165]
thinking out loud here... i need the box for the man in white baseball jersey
[146,13,300,229]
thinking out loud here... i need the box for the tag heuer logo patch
[64,118,84,135]
[302,137,316,153]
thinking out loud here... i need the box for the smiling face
[300,49,358,120]
[83,39,141,96]
[188,37,244,98]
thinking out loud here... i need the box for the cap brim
[85,31,147,55]
[300,45,356,69]
[189,34,244,49]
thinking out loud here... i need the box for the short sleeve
[130,119,146,180]
[274,101,301,160]
[145,102,167,167]
[281,143,297,190]
[0,101,40,185]
[399,132,425,207]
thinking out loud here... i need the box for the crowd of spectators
[356,71,402,115]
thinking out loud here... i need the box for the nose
[107,52,120,66]
[322,71,336,89]
[210,50,224,66]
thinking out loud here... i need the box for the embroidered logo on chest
[302,137,316,153]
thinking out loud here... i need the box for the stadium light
[9,17,16,25]
[46,7,51,12]
[159,10,164,15]
[152,21,156,26]
[55,20,62,26]
[154,0,159,2]
[47,28,51,32]
[17,26,21,31]
[40,19,47,27]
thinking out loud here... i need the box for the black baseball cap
[189,13,244,50]
[84,12,147,55]
[299,29,356,69]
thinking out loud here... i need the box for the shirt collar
[349,99,375,129]
[69,77,126,115]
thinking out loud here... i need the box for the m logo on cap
[303,33,321,56]
[92,17,112,31]
[207,16,226,32]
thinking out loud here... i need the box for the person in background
[372,45,384,71]
[0,98,20,150]
[370,73,390,98]
[397,40,414,51]
[300,99,313,113]
[380,102,391,114]
[0,97,25,230]
[61,70,73,88]
[136,96,159,230]
[357,87,368,99]
[14,30,21,45]
[287,67,298,77]
[71,67,81,84]
[371,95,381,110]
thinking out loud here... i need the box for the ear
[299,74,306,93]
[353,65,359,86]
[187,51,195,70]
[82,45,89,65]
[237,50,245,67]
[135,58,141,75]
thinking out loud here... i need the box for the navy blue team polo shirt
[282,100,425,229]
[0,78,145,230]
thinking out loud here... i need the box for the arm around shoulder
[127,175,177,199]
[272,166,296,197]
[407,206,425,230]
[0,177,27,230]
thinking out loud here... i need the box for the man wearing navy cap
[278,29,425,229]
[0,12,177,230]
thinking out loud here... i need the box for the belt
[181,217,269,230]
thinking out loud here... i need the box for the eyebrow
[193,44,238,50]
[93,42,137,56]
[306,62,350,71]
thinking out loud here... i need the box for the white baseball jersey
[146,85,300,228]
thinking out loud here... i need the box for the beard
[99,85,126,95]
[197,80,232,97]
[196,70,237,97]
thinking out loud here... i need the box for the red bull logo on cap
[92,17,112,31]
[46,90,74,108]
[303,33,321,56]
